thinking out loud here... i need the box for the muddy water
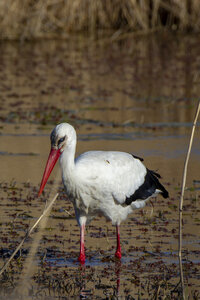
[0,33,200,299]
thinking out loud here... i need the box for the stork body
[39,123,169,264]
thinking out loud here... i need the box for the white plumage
[39,123,168,264]
[64,150,147,223]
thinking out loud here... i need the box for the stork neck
[60,139,76,174]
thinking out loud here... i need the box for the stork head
[38,123,76,196]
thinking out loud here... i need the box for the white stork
[38,123,168,264]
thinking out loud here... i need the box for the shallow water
[0,33,200,299]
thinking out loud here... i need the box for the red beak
[38,148,61,196]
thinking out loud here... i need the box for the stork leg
[115,225,122,259]
[78,224,86,264]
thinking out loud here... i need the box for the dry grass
[0,1,200,40]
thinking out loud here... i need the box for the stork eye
[58,136,65,145]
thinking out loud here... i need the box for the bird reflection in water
[78,260,122,298]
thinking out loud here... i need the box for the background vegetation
[1,0,200,40]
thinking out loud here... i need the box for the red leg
[78,224,86,264]
[115,225,122,259]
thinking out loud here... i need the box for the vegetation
[1,0,200,40]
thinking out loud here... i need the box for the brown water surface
[0,33,200,299]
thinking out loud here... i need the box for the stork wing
[75,151,147,204]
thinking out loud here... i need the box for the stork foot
[78,253,85,264]
[115,250,122,259]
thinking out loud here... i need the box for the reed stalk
[0,193,58,277]
[178,100,200,299]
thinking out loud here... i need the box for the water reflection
[0,34,199,133]
[78,260,122,298]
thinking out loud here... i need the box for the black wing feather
[125,169,169,205]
